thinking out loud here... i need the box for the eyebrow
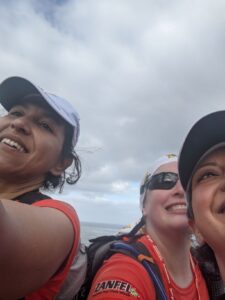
[13,103,63,125]
[196,162,218,170]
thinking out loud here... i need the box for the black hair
[191,243,220,277]
[191,244,224,299]
[187,195,194,219]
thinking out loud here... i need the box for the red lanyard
[146,235,201,300]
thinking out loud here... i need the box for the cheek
[41,136,64,152]
[36,139,63,167]
[0,118,9,130]
[142,199,150,216]
[142,194,154,216]
[191,190,201,211]
[191,188,211,227]
[143,193,166,216]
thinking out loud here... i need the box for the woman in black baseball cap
[179,110,225,295]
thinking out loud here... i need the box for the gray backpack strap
[56,242,88,300]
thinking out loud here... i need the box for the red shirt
[87,235,209,300]
[25,199,80,300]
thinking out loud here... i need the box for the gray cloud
[1,0,225,224]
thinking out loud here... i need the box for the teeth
[1,138,25,152]
[167,204,187,211]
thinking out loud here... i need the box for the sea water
[80,221,123,245]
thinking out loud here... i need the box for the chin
[171,219,190,232]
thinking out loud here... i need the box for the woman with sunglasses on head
[87,154,209,300]
[0,76,82,299]
[179,111,225,299]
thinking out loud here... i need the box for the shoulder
[32,199,80,261]
[28,200,81,298]
[88,252,155,300]
[33,198,80,257]
[32,199,80,232]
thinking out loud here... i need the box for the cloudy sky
[1,0,225,225]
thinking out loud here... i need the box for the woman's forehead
[197,146,225,167]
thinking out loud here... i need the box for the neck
[146,224,193,287]
[0,179,42,200]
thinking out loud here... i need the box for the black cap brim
[179,110,225,191]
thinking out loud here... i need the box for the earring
[194,230,205,246]
[66,171,77,185]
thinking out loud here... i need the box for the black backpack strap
[16,190,52,205]
[127,216,145,236]
[111,241,168,300]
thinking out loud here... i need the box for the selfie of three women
[0,75,224,300]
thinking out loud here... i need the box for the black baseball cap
[179,110,225,192]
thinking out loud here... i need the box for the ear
[142,201,149,217]
[142,206,147,217]
[142,192,149,217]
[189,219,205,246]
[49,156,73,176]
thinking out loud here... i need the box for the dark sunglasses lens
[147,172,178,190]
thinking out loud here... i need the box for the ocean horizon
[80,221,124,245]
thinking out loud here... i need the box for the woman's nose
[10,117,31,135]
[173,180,185,198]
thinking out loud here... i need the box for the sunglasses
[145,172,179,191]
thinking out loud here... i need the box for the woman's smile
[164,202,187,213]
[0,136,27,153]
